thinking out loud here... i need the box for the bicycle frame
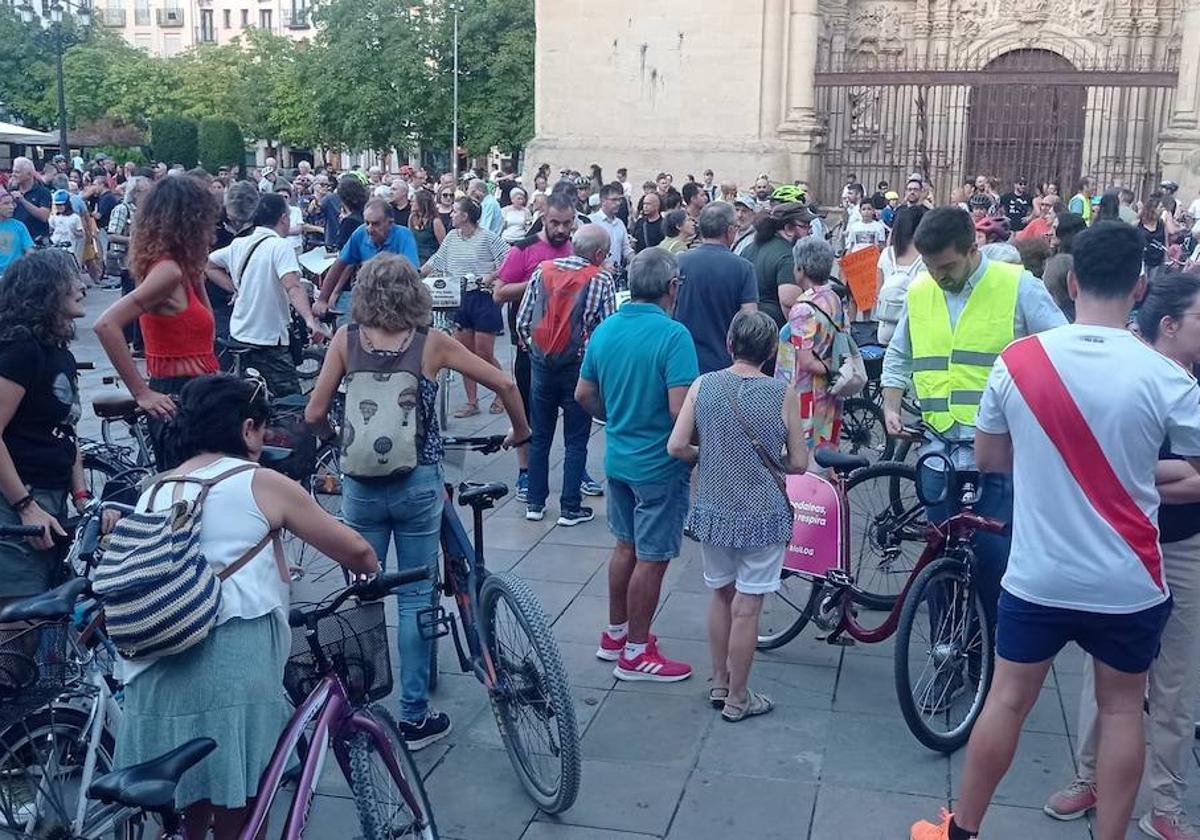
[429,484,500,688]
[237,674,428,840]
[799,469,1006,646]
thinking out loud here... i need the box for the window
[222,8,230,27]
[200,8,214,40]
[258,8,270,28]
[134,0,150,25]
[240,8,248,26]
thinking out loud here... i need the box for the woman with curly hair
[93,175,221,439]
[304,252,530,751]
[0,250,88,602]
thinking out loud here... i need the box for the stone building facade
[526,0,1200,203]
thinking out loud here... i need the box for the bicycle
[0,512,137,840]
[419,434,581,814]
[756,428,1007,752]
[79,570,438,840]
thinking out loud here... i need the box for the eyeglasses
[245,371,267,405]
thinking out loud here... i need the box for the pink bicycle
[85,570,438,839]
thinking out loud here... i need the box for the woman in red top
[94,176,221,462]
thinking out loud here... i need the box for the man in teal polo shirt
[576,247,699,682]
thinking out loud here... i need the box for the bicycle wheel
[346,705,438,840]
[0,706,139,839]
[843,462,927,610]
[893,557,993,754]
[479,571,580,814]
[839,398,895,462]
[756,571,822,650]
[296,347,325,393]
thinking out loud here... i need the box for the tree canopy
[0,0,536,158]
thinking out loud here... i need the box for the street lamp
[448,0,464,187]
[17,0,92,161]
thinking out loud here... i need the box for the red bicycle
[757,425,1008,752]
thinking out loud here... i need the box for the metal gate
[811,46,1178,203]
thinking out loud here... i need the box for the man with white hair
[468,178,503,236]
[8,157,52,243]
[388,180,412,228]
[293,160,314,195]
[367,165,383,186]
[257,156,279,193]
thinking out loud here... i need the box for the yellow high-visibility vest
[907,261,1021,432]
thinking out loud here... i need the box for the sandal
[708,687,729,710]
[453,402,480,418]
[489,398,505,414]
[721,690,774,722]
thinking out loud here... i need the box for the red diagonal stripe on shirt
[1002,335,1164,590]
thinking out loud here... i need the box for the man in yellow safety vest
[881,206,1065,704]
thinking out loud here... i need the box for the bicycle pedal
[418,605,452,641]
[818,633,856,647]
[826,568,854,588]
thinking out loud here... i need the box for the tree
[150,115,198,167]
[198,117,245,172]
[0,5,53,125]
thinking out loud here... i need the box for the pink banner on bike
[783,472,842,577]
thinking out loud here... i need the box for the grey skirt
[0,488,68,599]
[114,612,292,810]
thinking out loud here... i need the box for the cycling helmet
[1161,179,1179,192]
[573,174,591,188]
[967,192,993,210]
[770,184,806,203]
[974,215,1010,244]
[347,170,369,187]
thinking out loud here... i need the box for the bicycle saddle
[813,449,870,474]
[216,337,258,355]
[92,392,139,419]
[457,481,509,507]
[0,577,91,623]
[88,738,216,810]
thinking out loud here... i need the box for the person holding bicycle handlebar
[0,250,89,602]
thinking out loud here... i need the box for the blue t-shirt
[580,302,698,483]
[674,244,758,374]
[339,223,419,268]
[0,218,35,275]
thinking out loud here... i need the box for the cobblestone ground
[73,286,1196,839]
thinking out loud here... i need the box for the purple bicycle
[84,570,438,839]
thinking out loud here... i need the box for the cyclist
[912,223,1200,840]
[303,253,530,750]
[0,251,88,605]
[93,176,223,467]
[115,374,377,840]
[881,207,1064,641]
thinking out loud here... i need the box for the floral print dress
[774,285,847,450]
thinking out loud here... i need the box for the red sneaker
[596,631,655,662]
[613,644,692,682]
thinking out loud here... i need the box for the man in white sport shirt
[912,221,1200,840]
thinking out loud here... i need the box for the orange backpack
[528,261,600,368]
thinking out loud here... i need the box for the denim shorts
[455,289,504,335]
[996,590,1173,674]
[607,470,690,561]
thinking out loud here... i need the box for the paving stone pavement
[72,287,1200,839]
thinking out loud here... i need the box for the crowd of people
[4,147,1200,838]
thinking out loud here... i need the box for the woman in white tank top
[115,375,377,839]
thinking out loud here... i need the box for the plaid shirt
[515,255,616,353]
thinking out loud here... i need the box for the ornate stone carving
[942,0,1112,38]
[847,4,907,58]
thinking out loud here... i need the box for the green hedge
[90,144,148,166]
[198,118,245,174]
[149,116,198,168]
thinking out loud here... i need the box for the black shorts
[455,290,504,335]
[996,590,1172,674]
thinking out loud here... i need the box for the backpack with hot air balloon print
[340,324,428,479]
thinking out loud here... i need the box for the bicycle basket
[283,601,392,707]
[0,621,71,733]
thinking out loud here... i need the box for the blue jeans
[342,464,444,722]
[527,359,589,511]
[918,466,1013,631]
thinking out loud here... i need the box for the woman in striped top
[421,197,511,417]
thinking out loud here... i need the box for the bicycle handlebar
[0,524,50,538]
[441,434,507,455]
[287,568,431,629]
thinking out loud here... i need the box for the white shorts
[700,543,787,595]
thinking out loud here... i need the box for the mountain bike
[756,429,1007,752]
[420,434,580,814]
[82,571,437,840]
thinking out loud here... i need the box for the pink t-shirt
[497,237,573,345]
